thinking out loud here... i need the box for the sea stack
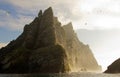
[0,7,101,73]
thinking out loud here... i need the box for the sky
[0,0,120,71]
[76,29,120,71]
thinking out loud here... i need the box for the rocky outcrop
[0,7,101,73]
[63,23,101,72]
[105,58,120,73]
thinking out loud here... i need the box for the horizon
[0,0,120,72]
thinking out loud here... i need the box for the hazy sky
[76,29,120,71]
[0,0,120,71]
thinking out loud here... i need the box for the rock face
[0,7,101,73]
[105,58,120,73]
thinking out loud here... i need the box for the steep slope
[63,23,101,72]
[105,58,120,73]
[0,7,101,73]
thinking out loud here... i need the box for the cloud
[0,8,33,31]
[1,0,120,30]
[0,43,8,48]
[7,0,78,9]
[0,0,82,30]
[76,0,120,30]
[0,9,10,16]
[8,0,82,22]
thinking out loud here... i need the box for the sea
[0,72,120,77]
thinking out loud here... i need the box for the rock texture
[105,58,120,73]
[0,7,101,73]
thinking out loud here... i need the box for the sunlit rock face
[63,23,101,72]
[0,7,101,73]
[105,58,120,73]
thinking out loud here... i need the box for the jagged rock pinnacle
[64,22,73,29]
[34,7,55,48]
[38,10,42,17]
[43,7,53,17]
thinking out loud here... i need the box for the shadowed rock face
[0,7,101,73]
[105,58,120,73]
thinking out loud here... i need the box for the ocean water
[0,72,120,77]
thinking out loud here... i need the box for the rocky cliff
[0,7,101,73]
[105,58,120,73]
